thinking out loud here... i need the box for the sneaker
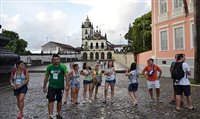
[102,100,107,103]
[88,99,92,103]
[150,99,154,103]
[56,114,63,119]
[49,115,53,119]
[156,99,162,103]
[82,100,86,104]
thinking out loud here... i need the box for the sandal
[175,108,182,111]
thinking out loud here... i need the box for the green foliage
[2,30,31,55]
[124,11,152,53]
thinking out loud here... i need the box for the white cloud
[1,0,151,53]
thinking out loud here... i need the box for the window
[160,30,168,51]
[85,29,88,34]
[191,23,196,48]
[174,0,182,9]
[160,0,167,14]
[174,27,184,49]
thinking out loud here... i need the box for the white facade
[81,16,114,60]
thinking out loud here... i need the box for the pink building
[140,0,195,77]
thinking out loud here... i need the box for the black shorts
[128,83,138,92]
[46,87,64,102]
[105,79,116,84]
[14,85,28,96]
[174,85,191,96]
[83,80,92,84]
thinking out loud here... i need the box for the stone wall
[113,53,135,67]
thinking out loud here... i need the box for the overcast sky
[0,0,151,53]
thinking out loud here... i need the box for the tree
[124,11,152,53]
[2,30,30,55]
[194,0,200,83]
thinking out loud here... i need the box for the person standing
[103,60,116,103]
[125,63,139,107]
[63,62,74,105]
[68,64,81,105]
[10,60,29,119]
[92,64,103,99]
[173,54,196,110]
[43,54,68,119]
[142,58,162,102]
[81,62,93,103]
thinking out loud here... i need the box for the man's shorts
[147,80,160,89]
[83,80,92,84]
[14,85,28,96]
[174,85,191,96]
[46,87,64,102]
[128,83,138,92]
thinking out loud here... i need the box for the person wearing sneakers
[103,60,116,103]
[81,62,93,103]
[142,58,162,103]
[68,64,81,105]
[125,63,139,107]
[43,54,68,119]
[91,64,103,99]
[174,54,196,111]
[10,60,29,119]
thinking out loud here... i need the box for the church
[81,16,114,60]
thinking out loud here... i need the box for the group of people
[9,53,196,119]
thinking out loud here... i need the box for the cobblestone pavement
[0,73,200,119]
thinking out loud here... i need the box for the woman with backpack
[125,63,139,107]
[10,60,29,119]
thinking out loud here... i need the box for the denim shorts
[13,85,28,96]
[71,80,80,89]
[105,79,116,84]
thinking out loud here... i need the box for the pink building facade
[150,0,195,77]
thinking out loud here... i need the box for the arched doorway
[107,52,112,59]
[95,52,99,59]
[83,52,87,60]
[90,52,94,60]
[101,52,105,59]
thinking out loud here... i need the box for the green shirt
[45,63,68,89]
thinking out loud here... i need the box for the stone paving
[0,73,200,119]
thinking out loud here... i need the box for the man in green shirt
[43,54,68,119]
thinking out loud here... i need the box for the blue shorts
[83,80,92,84]
[105,79,116,84]
[128,83,138,92]
[71,80,80,89]
[14,85,28,96]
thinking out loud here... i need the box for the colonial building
[81,16,114,60]
[41,41,80,54]
[137,0,195,77]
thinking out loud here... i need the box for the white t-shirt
[179,62,191,85]
[129,70,138,84]
[106,67,116,81]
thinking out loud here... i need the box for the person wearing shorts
[126,63,139,107]
[142,58,162,102]
[10,60,29,119]
[103,60,116,103]
[174,54,196,111]
[68,64,81,105]
[43,54,68,119]
[92,64,103,99]
[81,62,93,103]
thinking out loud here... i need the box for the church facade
[81,17,114,60]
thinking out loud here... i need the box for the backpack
[12,68,27,77]
[171,62,185,82]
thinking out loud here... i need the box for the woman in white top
[125,63,139,107]
[10,60,29,119]
[103,60,116,103]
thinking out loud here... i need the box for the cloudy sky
[0,0,151,53]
